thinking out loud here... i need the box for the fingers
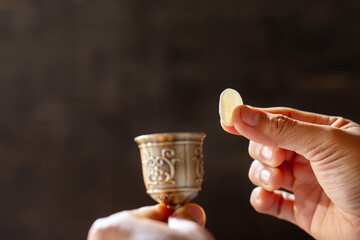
[250,187,296,225]
[258,107,354,129]
[129,203,206,226]
[232,105,336,159]
[248,141,286,167]
[171,203,206,226]
[88,204,213,240]
[129,204,173,222]
[220,106,340,135]
[168,217,215,240]
[248,160,294,191]
[255,107,339,126]
[248,160,284,191]
[221,120,241,135]
[88,207,174,240]
[88,205,173,240]
[169,204,214,240]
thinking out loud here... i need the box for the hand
[221,105,360,240]
[88,203,214,240]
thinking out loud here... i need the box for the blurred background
[1,0,360,239]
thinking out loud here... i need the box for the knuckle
[181,225,211,240]
[88,219,111,240]
[88,215,125,240]
[269,114,294,137]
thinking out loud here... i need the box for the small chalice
[134,132,206,208]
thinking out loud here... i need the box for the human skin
[222,105,360,240]
[88,104,360,240]
[87,203,214,240]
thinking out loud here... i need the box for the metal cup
[134,132,206,208]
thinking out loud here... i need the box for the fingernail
[241,106,259,126]
[261,146,273,162]
[259,169,272,185]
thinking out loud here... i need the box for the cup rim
[134,132,206,144]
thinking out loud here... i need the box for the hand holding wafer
[219,88,360,240]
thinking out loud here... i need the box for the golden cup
[134,132,206,208]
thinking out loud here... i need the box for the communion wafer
[219,88,243,126]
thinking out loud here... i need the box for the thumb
[232,105,335,159]
[169,203,206,227]
[168,204,214,240]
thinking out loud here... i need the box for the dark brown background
[1,1,360,239]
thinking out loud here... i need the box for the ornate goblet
[134,132,206,208]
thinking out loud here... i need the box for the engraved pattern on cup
[135,132,205,207]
